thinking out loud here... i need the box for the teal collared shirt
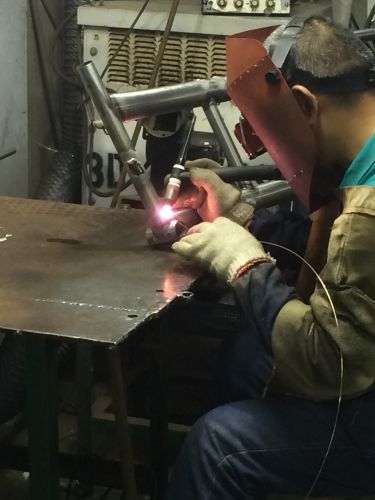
[340,133,375,187]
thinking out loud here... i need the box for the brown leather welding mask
[226,33,317,212]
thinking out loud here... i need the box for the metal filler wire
[261,241,343,500]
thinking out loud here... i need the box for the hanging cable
[50,1,91,88]
[100,0,151,80]
[29,0,61,147]
[40,0,58,30]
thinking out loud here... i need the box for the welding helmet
[226,18,375,211]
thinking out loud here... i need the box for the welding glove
[174,158,254,225]
[172,217,273,284]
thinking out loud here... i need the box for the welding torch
[164,163,282,204]
[164,114,197,204]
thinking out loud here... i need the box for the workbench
[0,196,199,500]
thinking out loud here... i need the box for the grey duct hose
[36,0,85,202]
[0,0,83,425]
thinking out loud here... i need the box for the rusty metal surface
[0,197,199,344]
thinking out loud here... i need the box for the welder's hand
[173,158,254,225]
[172,217,273,283]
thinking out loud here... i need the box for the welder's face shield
[226,34,319,212]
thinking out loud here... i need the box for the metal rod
[247,181,294,209]
[107,346,138,500]
[113,79,229,121]
[180,164,281,182]
[354,28,375,41]
[77,61,161,219]
[203,99,243,168]
[0,149,16,162]
[178,114,196,165]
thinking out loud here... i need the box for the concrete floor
[0,470,149,499]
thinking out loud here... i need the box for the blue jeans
[167,325,375,499]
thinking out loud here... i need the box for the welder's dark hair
[265,16,375,104]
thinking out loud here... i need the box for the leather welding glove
[174,158,254,225]
[172,217,273,284]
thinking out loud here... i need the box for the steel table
[0,196,199,500]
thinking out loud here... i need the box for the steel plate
[0,197,199,344]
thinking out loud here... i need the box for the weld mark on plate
[34,298,139,314]
[0,227,12,243]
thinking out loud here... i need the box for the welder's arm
[270,210,375,399]
[236,210,375,401]
[173,214,375,401]
[172,159,254,225]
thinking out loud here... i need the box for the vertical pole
[203,99,243,168]
[26,335,59,500]
[76,341,93,495]
[107,345,137,500]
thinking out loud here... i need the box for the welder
[167,16,375,500]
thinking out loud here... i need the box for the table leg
[26,335,59,500]
[107,345,137,500]
[76,341,93,494]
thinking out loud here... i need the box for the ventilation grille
[107,29,227,88]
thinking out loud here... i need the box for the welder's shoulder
[328,186,375,297]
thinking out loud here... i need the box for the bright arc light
[158,204,174,221]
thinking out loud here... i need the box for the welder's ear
[291,85,319,128]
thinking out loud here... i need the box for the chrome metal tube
[112,78,229,121]
[77,61,160,217]
[354,28,375,41]
[203,99,243,168]
[244,181,294,209]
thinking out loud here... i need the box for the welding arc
[261,241,343,500]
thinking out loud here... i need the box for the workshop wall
[0,1,61,198]
[0,1,28,197]
[28,0,62,197]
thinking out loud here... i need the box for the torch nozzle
[164,164,185,204]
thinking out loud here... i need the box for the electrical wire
[50,1,91,88]
[29,0,61,147]
[261,241,343,500]
[100,0,151,80]
[40,0,58,30]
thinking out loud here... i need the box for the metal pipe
[0,149,16,162]
[77,61,161,218]
[113,78,229,121]
[247,181,295,209]
[203,99,243,168]
[180,164,281,183]
[354,28,375,41]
